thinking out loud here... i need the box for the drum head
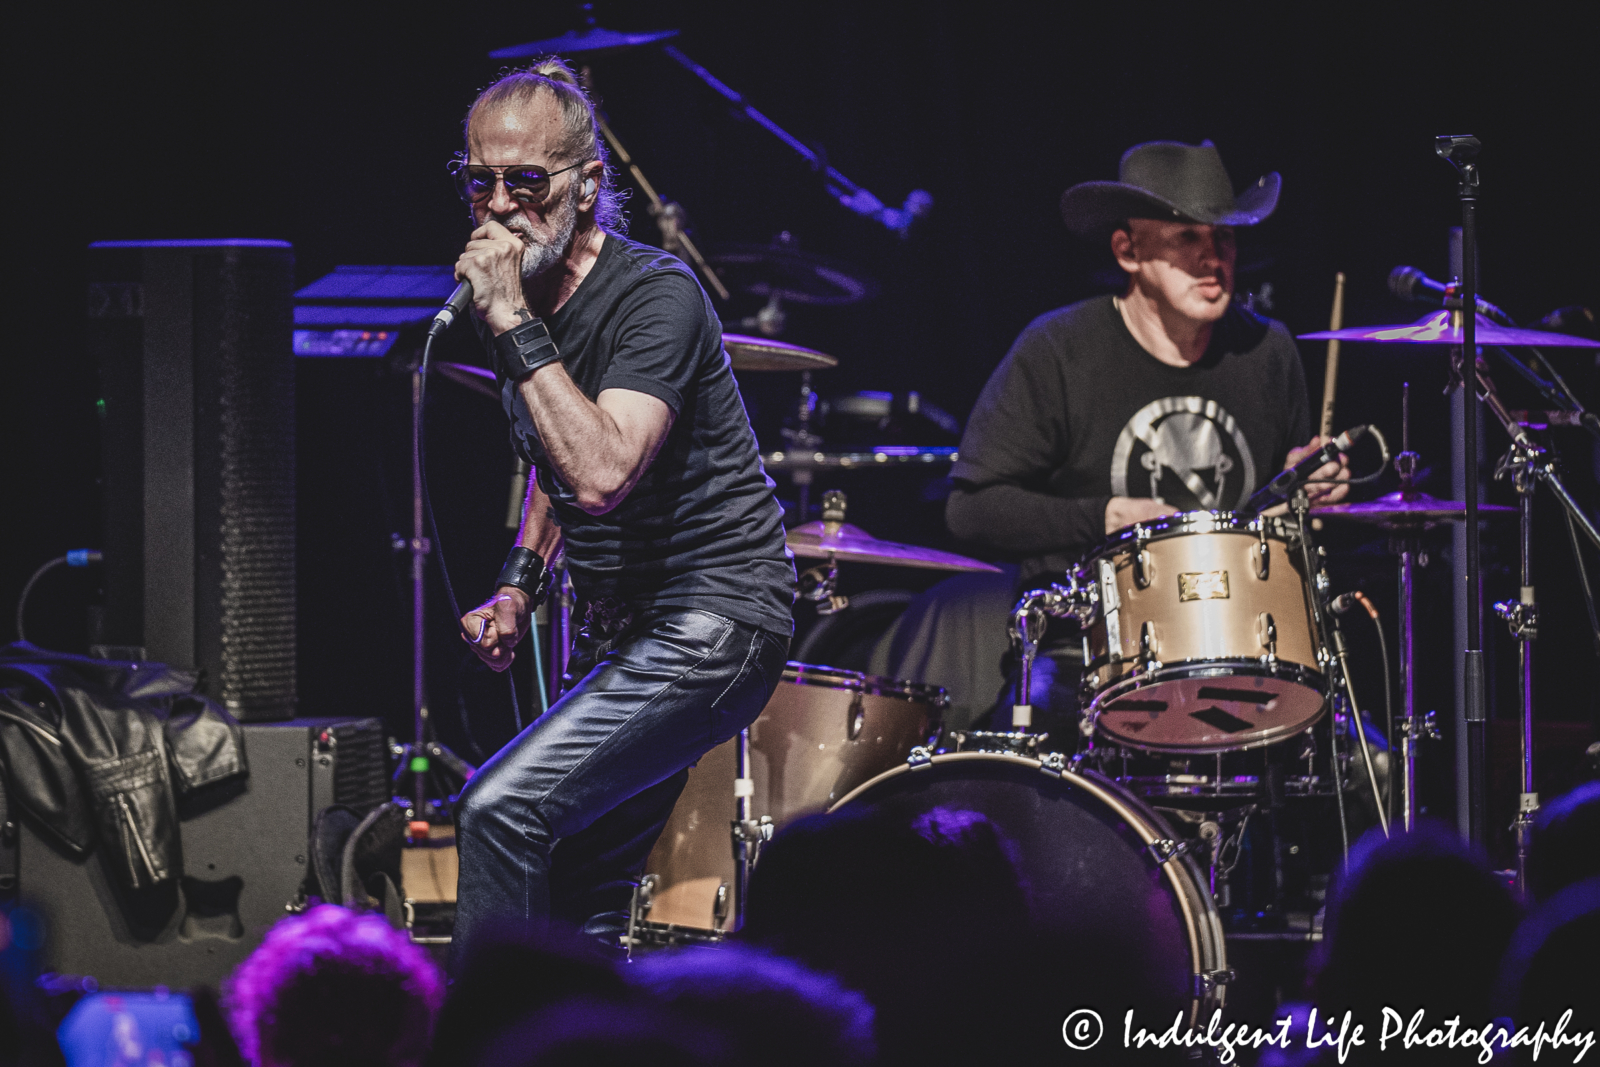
[832,753,1223,1018]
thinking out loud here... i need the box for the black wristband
[497,547,552,605]
[494,317,563,381]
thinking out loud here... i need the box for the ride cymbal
[1313,491,1516,527]
[1300,310,1600,348]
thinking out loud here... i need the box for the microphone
[1240,425,1368,516]
[1388,266,1508,322]
[429,280,474,338]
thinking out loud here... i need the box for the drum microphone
[1388,266,1508,322]
[1239,425,1368,516]
[429,280,474,338]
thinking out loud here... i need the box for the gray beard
[495,186,580,281]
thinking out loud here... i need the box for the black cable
[1353,592,1396,831]
[15,557,67,643]
[418,333,523,735]
[1329,705,1351,871]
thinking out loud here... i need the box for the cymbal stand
[781,373,823,522]
[1389,383,1441,831]
[1471,361,1599,895]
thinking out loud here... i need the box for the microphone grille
[1388,265,1423,300]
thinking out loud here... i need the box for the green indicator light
[409,756,429,772]
[95,398,107,417]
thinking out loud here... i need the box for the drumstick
[1319,272,1347,438]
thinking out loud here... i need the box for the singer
[946,140,1349,739]
[444,58,794,965]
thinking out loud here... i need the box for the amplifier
[7,717,389,989]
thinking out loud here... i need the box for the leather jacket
[0,643,248,890]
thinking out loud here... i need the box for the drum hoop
[782,661,950,707]
[1088,658,1327,693]
[1084,508,1299,565]
[1089,660,1329,753]
[826,751,1226,1014]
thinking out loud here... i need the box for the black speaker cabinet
[88,240,298,721]
[10,717,389,990]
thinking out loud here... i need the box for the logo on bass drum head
[1109,397,1255,511]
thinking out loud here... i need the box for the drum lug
[1147,837,1193,865]
[847,692,866,740]
[1139,621,1162,671]
[1193,968,1237,996]
[1257,612,1278,666]
[1133,525,1152,589]
[1255,521,1271,580]
[713,882,731,928]
[906,745,935,769]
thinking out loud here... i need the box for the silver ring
[475,617,491,644]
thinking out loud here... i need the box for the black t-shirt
[953,294,1310,584]
[487,234,795,635]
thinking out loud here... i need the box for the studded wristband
[494,317,563,381]
[496,546,552,605]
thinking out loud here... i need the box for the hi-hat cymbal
[1300,310,1600,348]
[724,334,838,372]
[787,521,999,572]
[490,25,680,59]
[1313,491,1516,527]
[707,242,879,307]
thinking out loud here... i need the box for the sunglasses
[449,158,584,205]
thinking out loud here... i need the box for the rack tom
[1081,511,1327,752]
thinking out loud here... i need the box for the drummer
[947,140,1348,735]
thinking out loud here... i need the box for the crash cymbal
[490,25,679,59]
[786,521,999,572]
[1312,491,1516,527]
[707,241,878,307]
[1300,310,1600,348]
[724,334,838,372]
[436,362,499,400]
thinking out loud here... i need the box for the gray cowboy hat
[1059,140,1280,237]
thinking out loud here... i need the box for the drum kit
[477,21,1600,1015]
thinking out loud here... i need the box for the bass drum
[830,752,1229,1020]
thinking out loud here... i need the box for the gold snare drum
[1081,511,1327,753]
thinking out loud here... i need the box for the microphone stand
[660,45,932,237]
[1438,134,1488,849]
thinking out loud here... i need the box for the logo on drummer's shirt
[1109,397,1257,511]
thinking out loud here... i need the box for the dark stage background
[5,2,1597,853]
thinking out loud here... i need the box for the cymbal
[436,362,499,400]
[787,521,999,573]
[724,334,838,372]
[490,25,679,59]
[706,242,878,307]
[1300,310,1600,348]
[1313,491,1516,527]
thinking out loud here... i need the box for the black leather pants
[451,608,787,969]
